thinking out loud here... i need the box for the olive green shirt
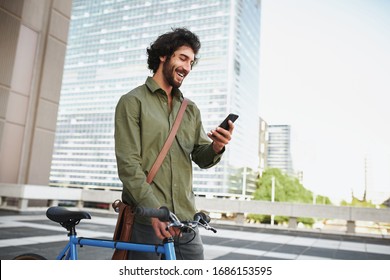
[115,77,223,224]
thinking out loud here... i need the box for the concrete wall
[0,0,72,185]
[1,183,389,234]
[195,197,390,224]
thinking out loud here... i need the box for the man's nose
[183,61,191,73]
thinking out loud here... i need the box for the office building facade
[50,0,261,194]
[0,0,72,186]
[267,124,293,175]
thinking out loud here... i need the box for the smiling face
[161,45,195,89]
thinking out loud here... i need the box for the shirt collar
[145,76,184,101]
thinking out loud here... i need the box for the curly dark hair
[147,28,201,73]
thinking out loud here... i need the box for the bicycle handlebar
[135,206,170,222]
[194,212,210,223]
[135,206,217,233]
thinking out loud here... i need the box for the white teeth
[178,73,184,78]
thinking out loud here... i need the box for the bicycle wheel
[13,253,46,260]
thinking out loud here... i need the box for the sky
[259,0,390,203]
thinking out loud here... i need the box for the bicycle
[13,205,217,260]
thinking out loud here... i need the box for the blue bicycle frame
[57,235,176,260]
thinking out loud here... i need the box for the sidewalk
[1,209,389,260]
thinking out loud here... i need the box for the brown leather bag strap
[146,98,188,184]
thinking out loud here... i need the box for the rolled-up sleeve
[191,110,224,168]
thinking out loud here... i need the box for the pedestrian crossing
[201,228,390,259]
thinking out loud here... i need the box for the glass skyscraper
[50,0,261,195]
[267,125,294,175]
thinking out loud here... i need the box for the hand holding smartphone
[218,113,239,130]
[208,113,238,153]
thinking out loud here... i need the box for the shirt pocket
[176,114,197,156]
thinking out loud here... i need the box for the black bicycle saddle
[46,206,91,230]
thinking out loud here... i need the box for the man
[115,28,234,259]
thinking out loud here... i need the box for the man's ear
[159,56,167,63]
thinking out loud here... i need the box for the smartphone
[218,113,239,130]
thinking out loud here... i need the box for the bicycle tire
[13,253,46,260]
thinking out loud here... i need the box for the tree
[249,168,332,225]
[340,196,384,208]
[255,168,320,204]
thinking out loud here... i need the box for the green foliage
[247,214,287,224]
[246,214,315,226]
[250,168,331,225]
[255,168,328,204]
[315,195,332,205]
[297,217,315,226]
[340,196,384,208]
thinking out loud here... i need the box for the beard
[162,57,183,89]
